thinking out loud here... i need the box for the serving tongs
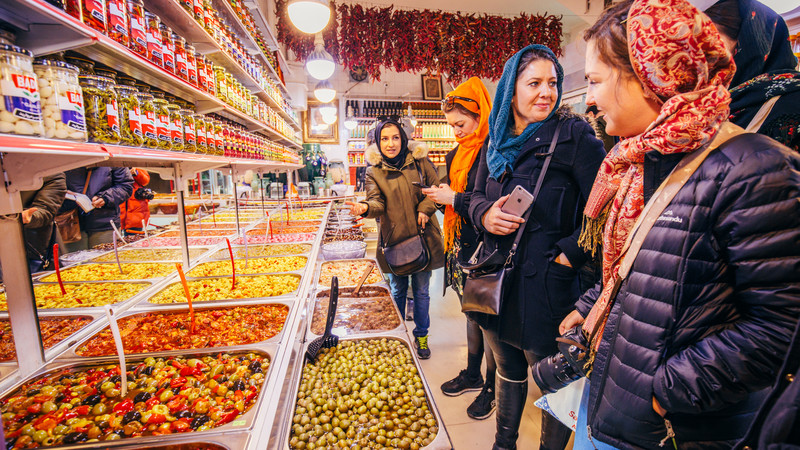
[306,276,339,362]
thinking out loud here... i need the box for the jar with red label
[180,106,196,152]
[127,0,146,57]
[78,75,120,144]
[185,44,197,86]
[114,84,143,147]
[166,101,183,151]
[179,0,192,15]
[144,12,163,68]
[193,113,208,154]
[0,45,44,136]
[212,118,223,155]
[134,91,157,148]
[192,0,205,27]
[204,63,216,97]
[196,53,208,92]
[203,0,214,32]
[151,92,171,150]
[82,0,107,33]
[106,0,129,46]
[173,34,188,82]
[65,0,82,21]
[159,24,175,75]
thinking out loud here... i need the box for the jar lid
[33,59,80,72]
[144,11,158,19]
[79,74,115,85]
[135,92,154,99]
[0,43,33,57]
[135,83,151,92]
[117,75,137,86]
[94,68,117,79]
[158,23,172,32]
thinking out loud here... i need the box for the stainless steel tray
[34,262,177,284]
[315,257,386,287]
[185,257,309,279]
[306,286,405,338]
[141,274,303,307]
[1,281,155,315]
[61,430,251,449]
[205,244,313,261]
[280,335,453,450]
[62,300,295,359]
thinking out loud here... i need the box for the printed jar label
[106,100,119,132]
[187,64,197,84]
[84,0,105,23]
[131,16,146,47]
[176,54,188,77]
[157,114,170,140]
[171,118,183,143]
[147,30,163,60]
[1,75,42,121]
[108,1,128,34]
[197,130,206,146]
[58,90,86,131]
[163,49,175,72]
[142,110,156,139]
[198,71,208,90]
[185,122,196,144]
[128,107,142,137]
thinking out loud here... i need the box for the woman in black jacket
[467,45,605,450]
[422,77,497,420]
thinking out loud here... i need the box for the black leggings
[467,315,496,373]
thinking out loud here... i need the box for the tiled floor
[400,267,575,450]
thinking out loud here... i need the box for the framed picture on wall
[421,74,443,100]
[303,101,339,144]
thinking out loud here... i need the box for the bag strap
[380,160,426,248]
[505,120,563,266]
[82,169,93,195]
[745,95,780,132]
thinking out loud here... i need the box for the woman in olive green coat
[348,119,444,359]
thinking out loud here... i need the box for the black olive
[160,381,171,390]
[26,388,40,396]
[172,387,181,394]
[191,415,210,429]
[248,361,262,373]
[137,366,153,376]
[231,380,246,392]
[175,410,192,419]
[54,393,65,403]
[59,374,73,381]
[122,410,141,424]
[62,432,88,444]
[82,394,101,405]
[109,375,121,383]
[134,391,152,403]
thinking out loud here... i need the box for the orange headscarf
[443,77,492,252]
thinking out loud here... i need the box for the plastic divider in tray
[315,258,385,287]
[142,273,303,307]
[34,262,177,284]
[1,280,155,314]
[205,243,313,261]
[306,285,405,338]
[1,348,279,448]
[61,300,295,359]
[281,335,452,450]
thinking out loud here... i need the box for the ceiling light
[306,42,335,80]
[322,113,337,125]
[343,105,357,130]
[314,80,336,103]
[287,0,331,34]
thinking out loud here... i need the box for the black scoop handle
[324,277,338,337]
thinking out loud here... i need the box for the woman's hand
[91,196,105,208]
[21,207,37,225]
[418,212,429,229]
[559,310,585,335]
[421,184,456,206]
[345,201,367,216]
[482,195,525,235]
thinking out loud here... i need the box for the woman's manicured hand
[421,184,456,206]
[559,310,585,335]
[345,201,367,216]
[482,195,525,235]
[418,212,429,229]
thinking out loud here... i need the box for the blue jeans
[386,271,431,338]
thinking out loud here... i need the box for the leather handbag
[55,169,92,244]
[461,121,563,315]
[379,161,431,276]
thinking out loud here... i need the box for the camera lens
[531,353,582,394]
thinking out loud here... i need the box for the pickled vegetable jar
[185,44,197,86]
[173,33,188,82]
[194,113,208,154]
[152,95,171,150]
[127,0,147,57]
[33,60,87,141]
[82,0,107,33]
[106,0,129,47]
[214,65,227,102]
[167,101,183,151]
[135,91,157,148]
[144,12,163,68]
[0,45,44,136]
[213,119,224,155]
[115,85,143,147]
[196,53,208,92]
[160,23,175,74]
[79,75,120,144]
[180,107,196,152]
[205,62,216,97]
[64,55,95,76]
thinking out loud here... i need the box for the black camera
[531,326,590,394]
[134,187,154,200]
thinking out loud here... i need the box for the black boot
[492,374,527,450]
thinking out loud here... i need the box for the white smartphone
[501,185,534,217]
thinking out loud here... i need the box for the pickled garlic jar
[0,45,44,136]
[32,59,87,141]
[79,75,120,144]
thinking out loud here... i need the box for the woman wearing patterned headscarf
[549,0,800,447]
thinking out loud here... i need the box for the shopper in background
[347,118,444,360]
[704,0,800,152]
[120,168,154,235]
[421,77,497,420]
[467,45,605,450]
[21,173,67,273]
[551,0,800,447]
[61,167,134,252]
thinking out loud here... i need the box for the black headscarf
[373,118,409,169]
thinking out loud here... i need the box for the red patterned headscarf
[580,0,735,350]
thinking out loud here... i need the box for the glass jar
[82,0,107,33]
[173,34,188,82]
[196,53,208,92]
[205,62,216,97]
[180,107,196,152]
[152,94,171,150]
[178,0,192,15]
[194,113,208,153]
[202,0,214,32]
[185,44,197,86]
[115,85,143,147]
[192,0,205,27]
[224,73,234,105]
[94,68,117,81]
[214,65,227,102]
[117,75,136,87]
[144,12,163,68]
[106,0,129,47]
[135,91,157,148]
[79,75,119,144]
[33,60,87,141]
[64,55,95,76]
[213,119,223,155]
[204,116,216,154]
[167,101,183,151]
[0,45,44,136]
[127,0,147,57]
[65,0,82,21]
[159,24,175,75]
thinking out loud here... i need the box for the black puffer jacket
[61,167,134,233]
[576,131,800,449]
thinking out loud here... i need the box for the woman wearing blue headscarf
[468,45,605,449]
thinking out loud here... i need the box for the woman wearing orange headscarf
[422,77,496,420]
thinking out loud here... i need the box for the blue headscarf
[486,44,564,180]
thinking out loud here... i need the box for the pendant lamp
[306,41,335,80]
[287,0,331,34]
[314,80,336,103]
[343,105,357,130]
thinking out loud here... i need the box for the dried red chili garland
[275,3,563,82]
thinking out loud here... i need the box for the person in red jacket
[120,168,154,234]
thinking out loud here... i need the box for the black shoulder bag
[379,160,431,276]
[460,121,562,315]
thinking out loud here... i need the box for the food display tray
[185,257,309,279]
[279,335,453,450]
[306,286,404,339]
[34,262,177,284]
[204,244,313,261]
[66,430,252,449]
[314,258,386,288]
[139,274,304,309]
[61,300,296,359]
[1,281,156,315]
[89,248,212,264]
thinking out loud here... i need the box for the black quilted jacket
[575,132,800,449]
